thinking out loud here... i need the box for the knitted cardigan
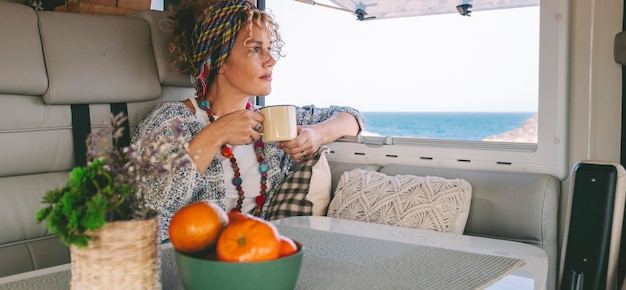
[131,101,365,241]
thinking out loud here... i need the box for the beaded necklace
[199,100,269,216]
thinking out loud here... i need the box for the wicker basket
[70,217,161,289]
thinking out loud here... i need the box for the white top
[190,98,262,213]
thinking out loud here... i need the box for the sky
[265,1,539,112]
[152,1,540,113]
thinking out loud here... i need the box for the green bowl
[175,241,304,290]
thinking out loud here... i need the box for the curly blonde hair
[165,0,284,91]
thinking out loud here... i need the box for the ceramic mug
[260,105,297,143]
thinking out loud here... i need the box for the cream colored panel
[38,11,161,104]
[130,10,194,87]
[0,2,48,95]
[0,172,69,245]
[0,95,70,131]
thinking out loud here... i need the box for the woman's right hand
[212,109,264,145]
[188,109,264,174]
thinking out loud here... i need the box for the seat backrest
[0,2,71,277]
[328,161,560,289]
[380,164,560,289]
[0,3,193,277]
[127,9,195,133]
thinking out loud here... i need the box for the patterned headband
[191,0,259,96]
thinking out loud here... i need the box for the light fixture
[294,0,539,19]
[294,0,375,21]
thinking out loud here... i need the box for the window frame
[260,0,570,179]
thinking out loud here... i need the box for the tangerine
[228,211,251,224]
[216,217,281,262]
[278,236,298,257]
[168,201,228,254]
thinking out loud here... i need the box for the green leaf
[83,194,107,230]
[41,188,63,204]
[34,113,188,247]
[67,167,87,188]
[34,207,51,223]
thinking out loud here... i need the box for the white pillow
[327,169,472,234]
[306,152,332,216]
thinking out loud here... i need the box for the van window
[261,0,569,179]
[265,1,538,142]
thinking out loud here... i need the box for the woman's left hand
[277,126,321,163]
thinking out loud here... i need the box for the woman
[132,0,365,240]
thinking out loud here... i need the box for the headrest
[38,11,162,105]
[0,2,48,96]
[130,10,194,87]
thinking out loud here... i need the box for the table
[274,216,548,290]
[0,216,548,290]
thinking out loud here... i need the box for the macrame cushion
[327,169,472,234]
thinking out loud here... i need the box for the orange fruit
[216,217,281,262]
[278,236,298,257]
[228,211,252,224]
[168,201,228,254]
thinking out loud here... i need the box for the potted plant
[35,113,189,289]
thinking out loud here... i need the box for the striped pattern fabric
[191,0,258,94]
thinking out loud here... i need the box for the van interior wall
[567,0,624,283]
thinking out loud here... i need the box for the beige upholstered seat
[0,3,192,277]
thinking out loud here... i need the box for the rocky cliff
[483,113,538,143]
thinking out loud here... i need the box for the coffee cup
[259,105,297,143]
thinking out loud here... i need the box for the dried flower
[24,0,43,11]
[35,113,190,248]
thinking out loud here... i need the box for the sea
[361,112,536,141]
